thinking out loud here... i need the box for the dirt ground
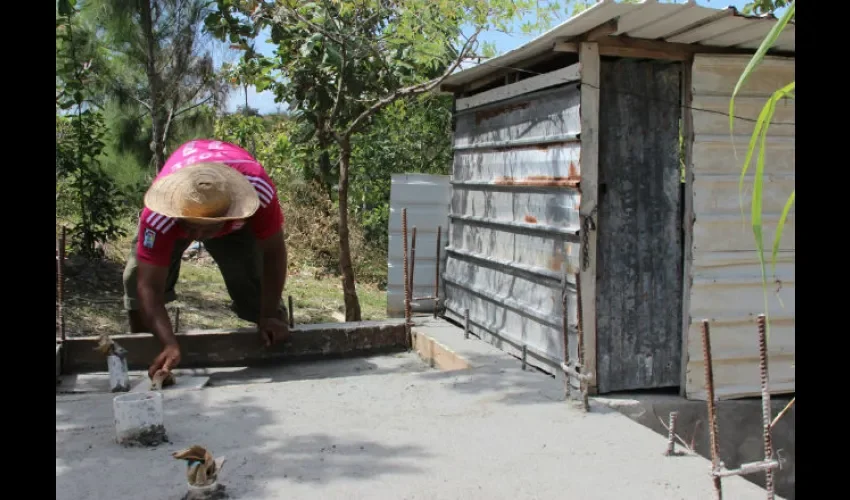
[58,252,389,337]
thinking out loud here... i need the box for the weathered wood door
[595,59,683,393]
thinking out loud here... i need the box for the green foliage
[81,0,229,170]
[214,113,266,153]
[351,94,454,248]
[730,0,795,342]
[57,3,127,258]
[56,111,128,259]
[742,0,794,17]
[211,101,451,288]
[207,1,561,319]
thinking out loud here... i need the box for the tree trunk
[317,133,335,206]
[139,0,166,171]
[337,137,362,321]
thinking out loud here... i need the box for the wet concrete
[57,321,780,500]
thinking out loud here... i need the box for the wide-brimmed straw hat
[144,162,260,225]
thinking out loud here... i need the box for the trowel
[130,370,210,393]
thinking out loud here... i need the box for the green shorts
[122,225,282,324]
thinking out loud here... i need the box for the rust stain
[514,175,581,188]
[493,175,580,188]
[474,101,530,124]
[487,140,579,153]
[550,253,565,272]
[524,214,538,224]
[568,161,578,179]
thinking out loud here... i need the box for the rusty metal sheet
[445,84,582,374]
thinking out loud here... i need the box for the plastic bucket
[113,391,166,446]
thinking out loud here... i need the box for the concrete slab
[57,320,777,500]
[57,373,147,394]
[58,353,431,394]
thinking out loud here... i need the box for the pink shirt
[135,139,284,266]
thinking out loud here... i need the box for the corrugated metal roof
[443,0,795,88]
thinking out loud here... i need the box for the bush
[279,179,387,288]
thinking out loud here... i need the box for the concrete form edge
[411,330,472,371]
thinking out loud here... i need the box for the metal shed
[387,173,450,317]
[439,0,795,400]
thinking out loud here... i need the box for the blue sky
[222,0,771,114]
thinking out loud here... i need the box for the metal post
[665,411,679,456]
[562,271,570,398]
[521,345,528,370]
[575,272,589,411]
[701,319,722,500]
[402,209,412,345]
[57,226,66,343]
[434,225,441,319]
[464,308,469,339]
[757,314,775,499]
[288,295,295,328]
[174,307,181,333]
[409,227,417,299]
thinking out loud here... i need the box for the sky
[221,0,773,115]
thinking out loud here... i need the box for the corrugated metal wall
[444,83,582,374]
[387,174,450,317]
[686,54,795,400]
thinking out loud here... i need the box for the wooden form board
[63,321,408,373]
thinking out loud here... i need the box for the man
[123,139,289,380]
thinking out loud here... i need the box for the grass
[59,237,389,338]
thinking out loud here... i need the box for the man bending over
[122,139,289,380]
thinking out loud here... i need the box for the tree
[351,93,454,250]
[207,0,561,321]
[83,0,229,171]
[57,0,127,256]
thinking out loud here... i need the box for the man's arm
[258,227,287,320]
[137,261,181,376]
[137,262,178,347]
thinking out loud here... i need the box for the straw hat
[144,162,260,224]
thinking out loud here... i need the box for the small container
[186,481,224,500]
[113,391,167,446]
[107,354,130,392]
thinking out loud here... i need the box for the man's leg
[123,233,192,332]
[203,227,285,324]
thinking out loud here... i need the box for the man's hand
[149,343,181,379]
[258,317,289,347]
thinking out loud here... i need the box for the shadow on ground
[56,382,432,500]
[195,354,430,388]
